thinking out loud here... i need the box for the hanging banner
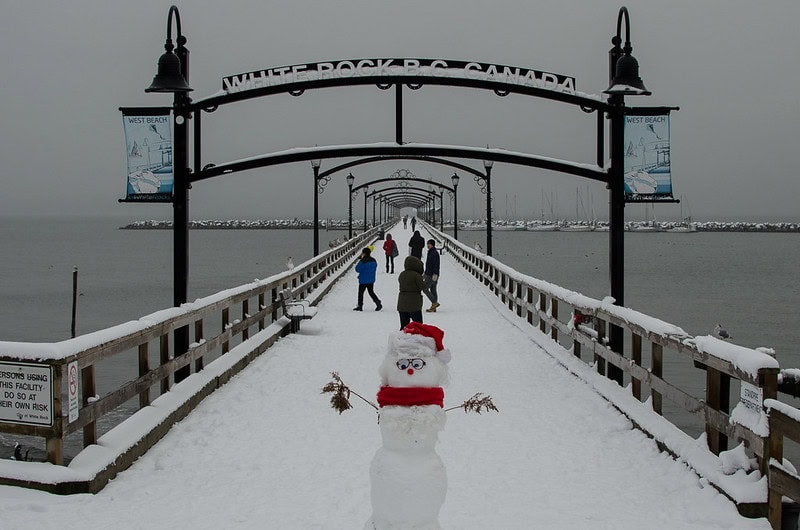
[121,107,173,202]
[623,112,673,202]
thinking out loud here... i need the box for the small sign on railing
[740,381,764,413]
[0,361,54,426]
[68,360,79,423]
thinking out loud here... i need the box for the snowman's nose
[407,368,414,375]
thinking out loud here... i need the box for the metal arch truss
[317,156,485,182]
[194,144,607,185]
[316,173,332,194]
[351,171,455,195]
[474,174,488,194]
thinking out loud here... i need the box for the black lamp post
[439,190,444,231]
[363,185,369,231]
[346,173,355,238]
[603,6,650,386]
[483,159,494,256]
[145,5,193,383]
[451,172,460,240]
[311,158,321,255]
[373,194,378,226]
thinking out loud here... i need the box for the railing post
[271,287,278,323]
[160,333,171,394]
[767,408,785,529]
[222,307,230,354]
[138,342,151,408]
[242,299,250,342]
[539,293,547,333]
[631,333,642,400]
[760,367,779,477]
[551,299,559,342]
[526,287,534,325]
[594,318,606,376]
[651,342,663,415]
[705,367,730,455]
[194,319,204,372]
[46,363,64,465]
[258,292,266,331]
[81,363,97,447]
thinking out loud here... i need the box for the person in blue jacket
[354,247,383,311]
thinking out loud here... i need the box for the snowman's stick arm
[350,389,379,411]
[444,392,499,414]
[322,372,379,413]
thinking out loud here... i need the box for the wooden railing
[766,400,800,528]
[0,224,387,493]
[430,224,786,520]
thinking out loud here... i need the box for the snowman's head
[379,324,451,388]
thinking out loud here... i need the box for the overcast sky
[1,0,798,222]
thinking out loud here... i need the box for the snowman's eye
[396,358,426,370]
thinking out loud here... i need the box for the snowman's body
[365,328,450,530]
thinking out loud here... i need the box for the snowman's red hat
[398,322,452,363]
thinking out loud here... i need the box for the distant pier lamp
[363,185,369,231]
[483,158,494,256]
[311,158,322,256]
[451,172,460,240]
[346,172,355,239]
[145,4,193,383]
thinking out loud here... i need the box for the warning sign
[0,361,54,426]
[68,360,79,423]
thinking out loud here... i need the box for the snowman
[365,322,452,530]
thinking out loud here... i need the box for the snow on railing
[427,221,784,520]
[0,223,390,494]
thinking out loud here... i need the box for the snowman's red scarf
[377,386,444,408]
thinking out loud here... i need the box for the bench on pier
[278,288,318,333]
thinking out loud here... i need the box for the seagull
[286,256,294,270]
[713,323,733,340]
[149,124,166,140]
[473,242,483,252]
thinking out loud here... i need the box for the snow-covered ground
[0,224,769,529]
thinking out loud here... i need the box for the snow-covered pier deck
[0,222,791,528]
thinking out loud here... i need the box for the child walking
[354,247,383,311]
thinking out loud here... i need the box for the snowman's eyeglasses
[396,358,426,370]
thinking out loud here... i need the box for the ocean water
[0,217,316,342]
[1,217,798,458]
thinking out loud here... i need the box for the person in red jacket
[382,233,399,273]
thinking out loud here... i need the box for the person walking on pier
[354,247,382,311]
[423,239,441,312]
[383,233,399,274]
[402,215,408,229]
[410,216,417,231]
[397,255,425,330]
[408,230,425,259]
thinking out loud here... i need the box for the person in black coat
[423,239,441,312]
[408,230,425,259]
